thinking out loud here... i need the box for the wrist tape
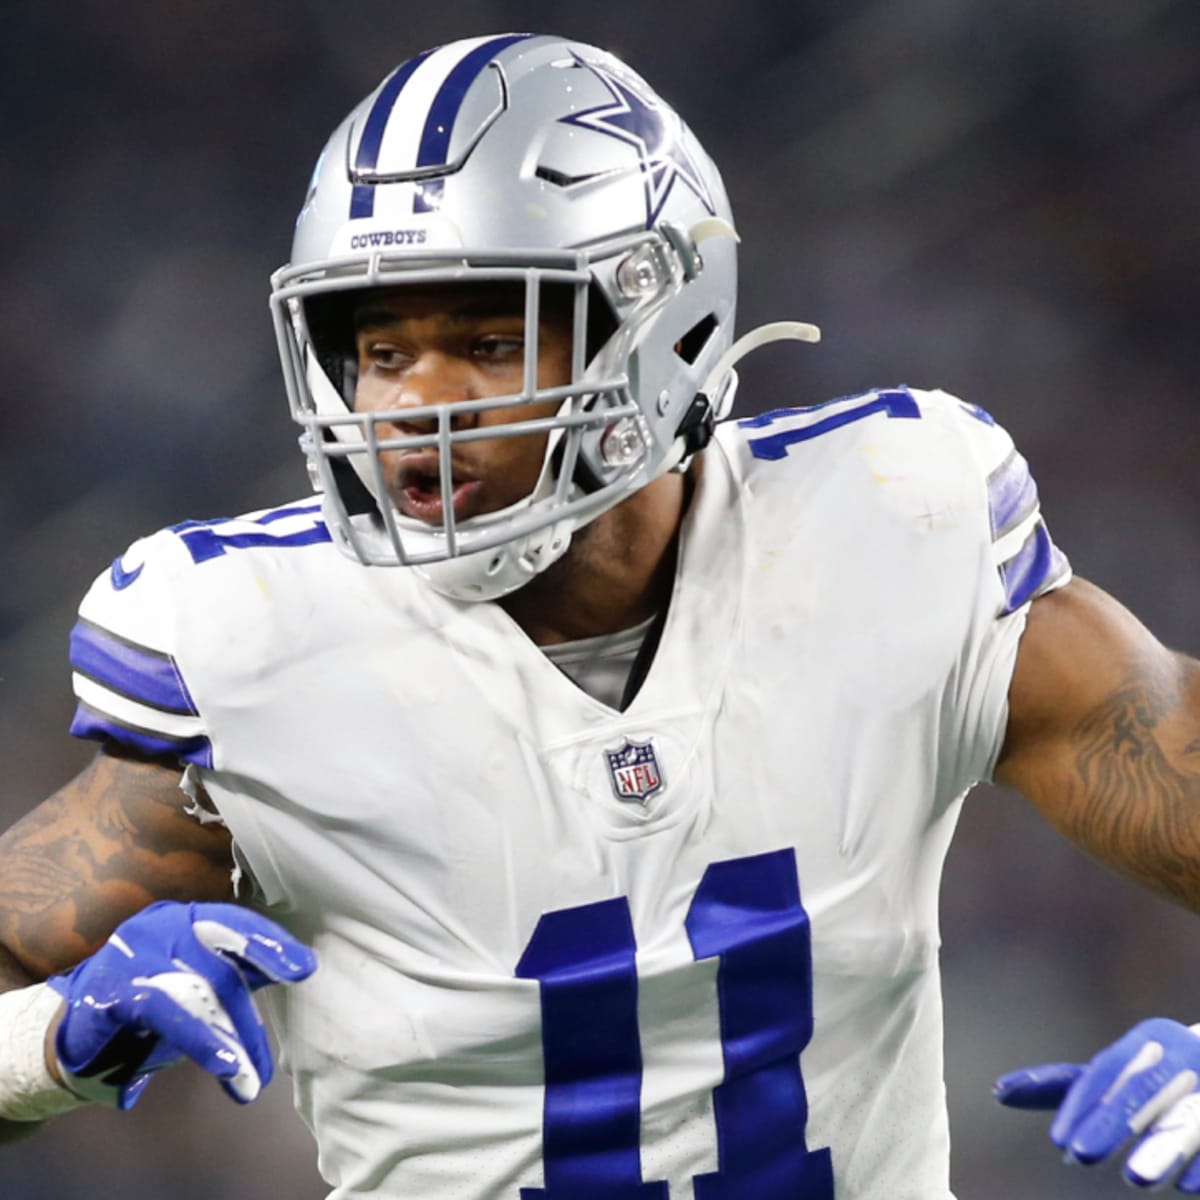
[0,983,91,1121]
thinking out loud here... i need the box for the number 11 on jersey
[516,849,834,1198]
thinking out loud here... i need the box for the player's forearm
[1043,650,1200,910]
[0,940,37,991]
[0,749,238,980]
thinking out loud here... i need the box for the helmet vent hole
[534,165,577,189]
[677,314,718,365]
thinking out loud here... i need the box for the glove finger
[110,1034,191,1110]
[191,911,317,989]
[131,974,274,1104]
[114,956,273,1105]
[115,972,262,1101]
[1123,1090,1200,1187]
[54,964,148,1074]
[116,1069,155,1112]
[207,974,275,1102]
[1177,1150,1200,1193]
[994,1063,1083,1109]
[1062,1066,1196,1164]
[1051,1026,1174,1149]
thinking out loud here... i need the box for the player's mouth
[393,457,483,525]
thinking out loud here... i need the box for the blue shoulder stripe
[70,618,198,716]
[987,450,1039,541]
[1000,521,1069,614]
[70,702,212,768]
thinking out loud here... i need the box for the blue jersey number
[171,503,331,564]
[740,389,921,461]
[516,849,833,1198]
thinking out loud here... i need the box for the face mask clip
[676,394,716,456]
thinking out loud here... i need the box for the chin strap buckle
[677,394,716,456]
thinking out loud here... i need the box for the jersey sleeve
[961,398,1071,614]
[68,530,213,767]
[939,392,1072,785]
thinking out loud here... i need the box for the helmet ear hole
[584,282,619,364]
[676,313,718,365]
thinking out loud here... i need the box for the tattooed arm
[996,577,1200,909]
[0,744,235,1140]
[0,745,235,979]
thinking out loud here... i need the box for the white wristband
[0,983,91,1121]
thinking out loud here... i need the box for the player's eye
[473,335,524,362]
[363,343,411,371]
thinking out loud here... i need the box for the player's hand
[995,1019,1200,1190]
[47,900,317,1110]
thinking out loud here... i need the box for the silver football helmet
[270,33,817,600]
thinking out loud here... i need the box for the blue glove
[48,901,317,1110]
[995,1019,1200,1191]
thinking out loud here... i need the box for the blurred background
[1,0,1197,1196]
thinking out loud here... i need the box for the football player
[1,32,1199,1199]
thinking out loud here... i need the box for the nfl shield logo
[604,739,665,805]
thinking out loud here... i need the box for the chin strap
[703,320,821,421]
[662,318,823,474]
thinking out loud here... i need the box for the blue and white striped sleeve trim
[986,448,1070,615]
[68,617,212,766]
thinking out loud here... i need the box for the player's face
[352,284,573,526]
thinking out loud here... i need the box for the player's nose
[376,352,479,434]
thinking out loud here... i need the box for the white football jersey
[70,387,1069,1200]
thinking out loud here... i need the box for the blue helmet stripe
[349,48,436,219]
[414,32,533,213]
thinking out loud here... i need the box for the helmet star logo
[560,57,716,227]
